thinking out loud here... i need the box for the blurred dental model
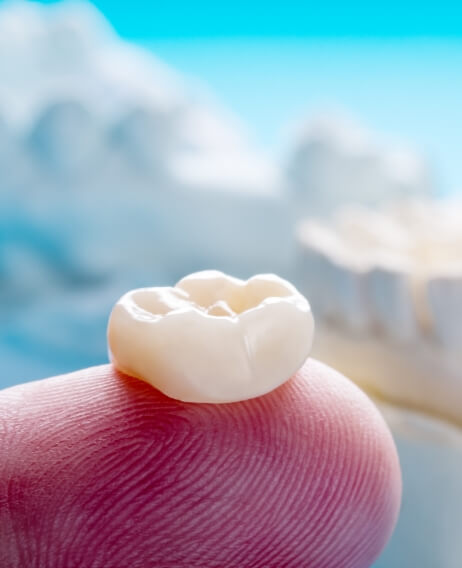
[298,199,462,568]
[286,114,434,217]
[0,0,286,286]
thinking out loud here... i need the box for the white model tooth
[427,275,462,348]
[366,261,418,342]
[297,220,338,319]
[297,220,369,332]
[107,271,314,403]
[331,261,369,333]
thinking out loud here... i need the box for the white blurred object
[0,0,179,125]
[0,0,289,287]
[0,0,257,158]
[287,113,434,216]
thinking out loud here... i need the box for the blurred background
[1,1,462,566]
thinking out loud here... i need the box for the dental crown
[108,271,315,403]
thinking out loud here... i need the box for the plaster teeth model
[298,199,462,568]
[298,199,462,423]
[108,271,314,403]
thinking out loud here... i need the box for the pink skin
[0,359,401,568]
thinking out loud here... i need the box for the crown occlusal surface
[108,271,315,403]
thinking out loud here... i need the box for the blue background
[27,0,462,38]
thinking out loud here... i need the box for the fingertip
[0,361,401,567]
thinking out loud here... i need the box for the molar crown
[108,271,315,403]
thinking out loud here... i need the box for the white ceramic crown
[108,271,314,403]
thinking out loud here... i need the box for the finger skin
[0,360,401,568]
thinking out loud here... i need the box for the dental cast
[108,271,314,403]
[297,199,462,425]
